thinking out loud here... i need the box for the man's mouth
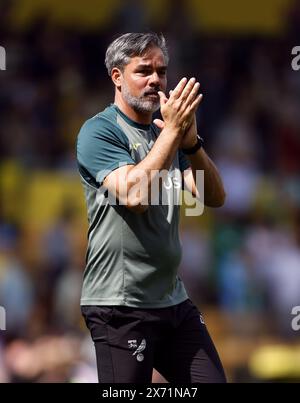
[144,91,159,98]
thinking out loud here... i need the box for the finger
[158,91,168,106]
[184,82,200,106]
[179,77,196,103]
[153,118,165,130]
[190,93,203,112]
[169,77,188,100]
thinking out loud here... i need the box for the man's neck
[114,96,152,125]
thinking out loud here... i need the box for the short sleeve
[77,116,136,187]
[178,149,191,172]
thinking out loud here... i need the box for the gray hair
[105,32,169,77]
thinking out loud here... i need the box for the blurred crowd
[0,0,300,382]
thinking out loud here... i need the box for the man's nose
[148,72,160,86]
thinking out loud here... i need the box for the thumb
[153,118,165,130]
[158,91,168,105]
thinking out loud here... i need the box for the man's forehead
[129,49,167,67]
[130,58,167,68]
[135,60,167,68]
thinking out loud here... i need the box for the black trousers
[81,299,226,383]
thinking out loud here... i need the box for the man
[77,32,226,383]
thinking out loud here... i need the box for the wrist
[187,136,198,148]
[182,134,204,155]
[164,124,185,137]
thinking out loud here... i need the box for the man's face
[120,46,168,114]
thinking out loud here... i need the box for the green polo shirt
[76,104,190,308]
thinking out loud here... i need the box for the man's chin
[134,101,160,114]
[144,100,161,112]
[149,103,160,113]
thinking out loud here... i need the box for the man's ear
[111,67,122,89]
